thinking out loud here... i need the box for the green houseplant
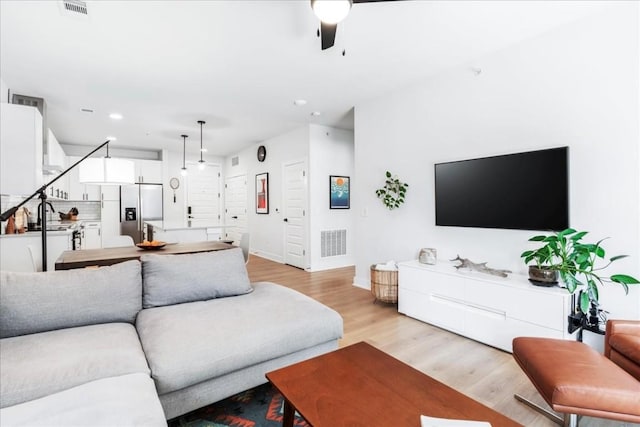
[521,228,639,314]
[375,171,409,210]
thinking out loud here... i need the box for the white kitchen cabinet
[398,260,572,352]
[100,185,120,201]
[42,129,69,199]
[0,104,43,196]
[134,159,162,183]
[81,221,101,249]
[67,156,100,200]
[100,200,120,246]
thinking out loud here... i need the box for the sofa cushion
[609,333,640,365]
[0,323,150,408]
[0,260,142,338]
[0,373,165,427]
[141,248,252,308]
[136,281,343,394]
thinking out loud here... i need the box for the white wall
[224,124,355,270]
[225,126,309,263]
[353,3,640,319]
[0,77,8,103]
[309,125,355,271]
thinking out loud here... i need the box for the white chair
[102,235,135,248]
[238,233,250,263]
[27,244,43,272]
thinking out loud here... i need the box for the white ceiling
[0,0,609,158]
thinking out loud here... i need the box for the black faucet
[37,202,56,226]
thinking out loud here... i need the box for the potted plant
[521,228,639,316]
[375,171,409,210]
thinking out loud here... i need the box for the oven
[72,229,82,250]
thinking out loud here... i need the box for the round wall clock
[257,145,267,162]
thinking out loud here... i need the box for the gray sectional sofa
[0,247,343,426]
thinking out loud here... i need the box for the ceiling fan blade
[320,22,337,50]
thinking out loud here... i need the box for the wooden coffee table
[266,342,522,427]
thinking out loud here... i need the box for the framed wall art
[256,172,269,214]
[330,175,350,209]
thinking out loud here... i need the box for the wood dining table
[55,241,234,270]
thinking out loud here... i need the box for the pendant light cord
[198,120,205,163]
[181,135,188,169]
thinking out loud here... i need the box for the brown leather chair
[512,320,640,427]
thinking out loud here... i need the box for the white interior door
[283,160,307,269]
[224,174,248,242]
[186,163,221,226]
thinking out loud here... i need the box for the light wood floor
[247,255,635,427]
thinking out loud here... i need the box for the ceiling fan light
[312,0,351,24]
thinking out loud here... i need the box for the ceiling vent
[59,0,88,18]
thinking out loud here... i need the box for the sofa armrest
[605,319,640,358]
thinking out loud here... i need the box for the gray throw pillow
[0,260,142,338]
[141,247,252,308]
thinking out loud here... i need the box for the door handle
[283,218,288,222]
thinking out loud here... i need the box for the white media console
[398,260,573,352]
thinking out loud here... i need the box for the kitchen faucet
[37,202,55,226]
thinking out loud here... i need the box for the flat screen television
[434,147,569,231]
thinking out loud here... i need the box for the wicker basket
[370,265,398,303]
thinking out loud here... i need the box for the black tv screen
[434,147,569,231]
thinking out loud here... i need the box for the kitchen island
[145,220,230,243]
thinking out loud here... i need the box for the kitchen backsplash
[1,195,101,231]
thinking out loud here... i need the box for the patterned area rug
[168,383,310,427]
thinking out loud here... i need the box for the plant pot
[528,266,558,286]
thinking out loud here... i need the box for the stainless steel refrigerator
[120,184,163,244]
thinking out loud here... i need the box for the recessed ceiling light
[106,136,117,141]
[294,99,307,106]
[109,113,123,120]
[311,111,321,116]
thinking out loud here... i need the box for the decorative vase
[528,266,558,286]
[419,248,437,265]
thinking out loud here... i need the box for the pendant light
[197,120,206,170]
[180,134,188,176]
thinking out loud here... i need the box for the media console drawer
[398,260,572,352]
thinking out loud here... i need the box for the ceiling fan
[311,0,399,50]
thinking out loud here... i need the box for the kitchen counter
[0,229,74,238]
[0,219,98,238]
[145,220,228,231]
[145,221,229,243]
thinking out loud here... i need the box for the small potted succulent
[521,228,639,317]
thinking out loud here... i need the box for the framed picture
[329,175,350,209]
[256,172,269,214]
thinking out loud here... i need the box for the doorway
[186,163,221,226]
[224,174,248,242]
[283,160,308,269]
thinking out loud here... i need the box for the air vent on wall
[12,94,48,153]
[321,229,347,258]
[59,0,88,18]
[231,156,239,166]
